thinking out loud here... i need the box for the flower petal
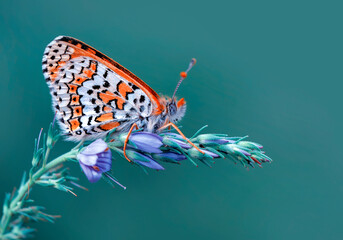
[131,132,163,141]
[97,150,112,160]
[80,163,102,183]
[237,148,251,156]
[81,139,108,155]
[135,159,165,170]
[188,148,219,159]
[129,151,165,170]
[171,139,192,149]
[163,137,192,149]
[130,132,163,153]
[77,153,98,166]
[96,150,112,172]
[202,149,219,158]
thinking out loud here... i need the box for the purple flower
[202,149,219,158]
[188,148,219,159]
[236,148,251,157]
[162,135,192,149]
[77,139,112,183]
[170,138,192,149]
[128,132,163,153]
[126,150,164,170]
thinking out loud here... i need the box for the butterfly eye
[168,102,177,116]
[154,124,159,131]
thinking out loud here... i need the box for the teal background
[0,0,342,239]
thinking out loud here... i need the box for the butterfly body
[42,36,187,141]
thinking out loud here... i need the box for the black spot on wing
[94,106,100,113]
[88,116,93,125]
[75,130,82,135]
[103,81,110,88]
[103,70,108,78]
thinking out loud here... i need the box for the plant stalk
[0,149,77,235]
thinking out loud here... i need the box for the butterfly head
[146,96,186,132]
[164,58,195,124]
[147,58,195,132]
[166,97,187,123]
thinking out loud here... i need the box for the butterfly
[42,36,199,153]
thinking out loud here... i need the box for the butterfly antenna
[172,58,196,100]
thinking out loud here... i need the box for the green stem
[42,147,51,167]
[0,149,78,235]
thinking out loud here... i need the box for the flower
[126,150,165,170]
[110,128,272,170]
[77,139,112,183]
[128,132,163,153]
[162,135,192,149]
[188,148,219,159]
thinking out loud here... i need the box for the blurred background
[0,0,342,239]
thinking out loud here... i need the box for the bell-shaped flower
[128,132,163,153]
[77,139,112,183]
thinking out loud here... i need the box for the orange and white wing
[42,36,162,141]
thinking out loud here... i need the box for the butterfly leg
[159,122,205,154]
[123,123,139,162]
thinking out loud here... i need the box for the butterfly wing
[42,36,162,141]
